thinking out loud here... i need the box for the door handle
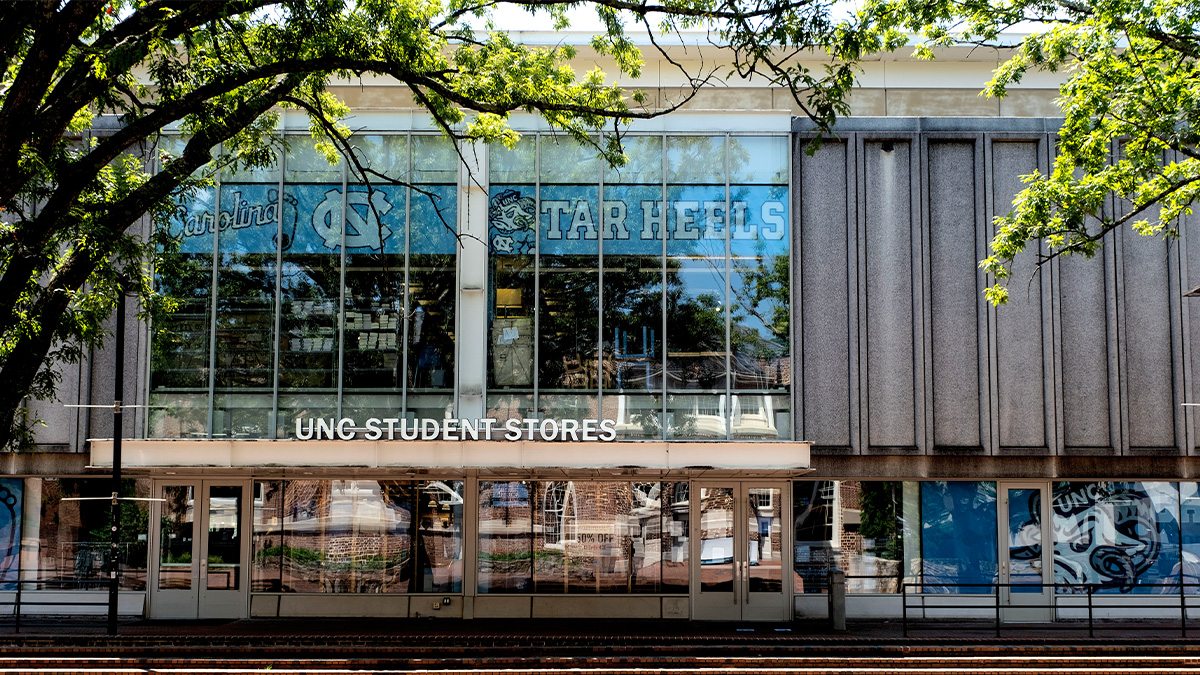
[732,560,738,605]
[743,561,751,605]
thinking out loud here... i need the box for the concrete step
[5,655,1200,674]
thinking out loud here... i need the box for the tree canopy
[0,0,889,449]
[7,0,1199,449]
[862,0,1200,305]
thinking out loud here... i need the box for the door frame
[148,478,252,619]
[690,480,792,621]
[997,481,1052,622]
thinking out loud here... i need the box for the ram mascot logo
[489,189,536,254]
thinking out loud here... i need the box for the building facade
[5,44,1200,623]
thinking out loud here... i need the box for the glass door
[999,482,1052,622]
[692,482,790,620]
[150,480,248,619]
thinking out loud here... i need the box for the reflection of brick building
[253,480,462,593]
[477,481,690,593]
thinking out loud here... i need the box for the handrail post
[902,583,908,638]
[1087,584,1094,638]
[995,582,1001,637]
[1182,580,1188,638]
[13,576,20,634]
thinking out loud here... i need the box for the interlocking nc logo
[312,189,394,251]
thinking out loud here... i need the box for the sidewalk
[3,619,1200,675]
[0,616,1197,647]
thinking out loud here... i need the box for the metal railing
[900,581,1200,638]
[0,569,144,633]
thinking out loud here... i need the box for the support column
[19,478,39,583]
[456,141,489,422]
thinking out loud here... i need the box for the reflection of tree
[539,255,599,389]
[859,482,903,563]
[731,250,789,388]
[214,253,277,388]
[151,236,213,389]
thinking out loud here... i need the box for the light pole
[106,282,128,636]
[63,279,153,635]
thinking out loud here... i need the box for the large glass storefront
[487,134,792,440]
[2,477,1199,617]
[150,132,790,442]
[149,134,458,438]
[792,480,1200,596]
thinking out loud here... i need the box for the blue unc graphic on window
[487,185,789,256]
[168,184,456,256]
[1052,481,1181,594]
[0,478,21,590]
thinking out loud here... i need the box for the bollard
[828,568,847,631]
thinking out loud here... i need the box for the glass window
[729,141,790,440]
[540,136,600,183]
[415,480,464,593]
[487,133,791,441]
[253,479,461,594]
[213,156,281,438]
[488,138,535,184]
[341,136,407,415]
[792,481,913,594]
[412,134,459,183]
[1052,481,1181,594]
[531,481,661,593]
[793,480,834,593]
[605,135,663,185]
[920,481,997,594]
[407,176,457,416]
[665,184,728,439]
[150,138,214,438]
[278,142,342,436]
[30,478,149,590]
[1182,483,1200,590]
[479,480,678,594]
[666,135,724,184]
[153,133,457,438]
[477,481,533,593]
[276,480,415,593]
[661,482,690,592]
[488,171,536,395]
[252,480,284,591]
[728,136,788,184]
[601,171,664,439]
[537,182,600,399]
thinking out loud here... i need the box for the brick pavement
[0,618,1199,673]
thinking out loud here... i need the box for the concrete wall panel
[863,140,918,451]
[926,141,983,450]
[1121,223,1178,451]
[1057,252,1113,452]
[990,141,1048,451]
[797,139,856,453]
